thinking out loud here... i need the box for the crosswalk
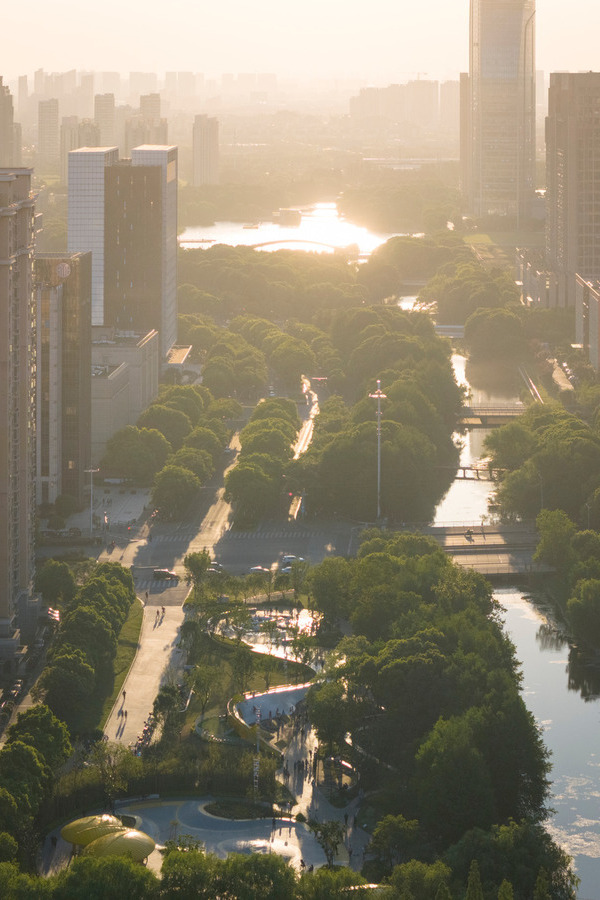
[148,528,328,544]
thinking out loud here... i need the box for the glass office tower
[464,0,536,223]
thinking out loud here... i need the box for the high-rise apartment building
[462,0,536,222]
[546,72,600,308]
[192,115,219,186]
[0,77,15,167]
[94,93,116,146]
[0,169,36,660]
[60,116,101,184]
[34,253,92,507]
[38,98,60,174]
[68,145,177,357]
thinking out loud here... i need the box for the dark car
[153,569,179,582]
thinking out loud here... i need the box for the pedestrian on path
[122,690,126,702]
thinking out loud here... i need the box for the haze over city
[4,0,600,897]
[3,0,600,82]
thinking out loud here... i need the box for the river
[440,353,600,899]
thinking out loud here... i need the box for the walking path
[104,599,186,746]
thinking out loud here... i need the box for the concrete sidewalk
[104,599,186,746]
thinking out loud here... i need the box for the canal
[439,353,600,899]
[182,208,599,896]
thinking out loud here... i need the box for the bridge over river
[459,405,525,427]
[406,523,550,578]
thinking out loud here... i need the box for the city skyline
[4,0,600,84]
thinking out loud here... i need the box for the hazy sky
[4,0,600,84]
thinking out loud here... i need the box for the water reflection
[567,647,600,702]
[179,202,395,256]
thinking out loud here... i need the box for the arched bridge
[248,239,343,251]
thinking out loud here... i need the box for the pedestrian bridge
[460,405,525,426]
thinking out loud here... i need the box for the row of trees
[32,562,136,731]
[100,384,241,521]
[304,531,577,898]
[224,398,301,522]
[485,403,600,525]
[292,306,462,522]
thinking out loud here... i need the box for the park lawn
[182,631,312,736]
[72,598,143,733]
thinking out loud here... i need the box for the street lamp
[84,467,100,536]
[369,379,387,522]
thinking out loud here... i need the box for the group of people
[132,713,156,755]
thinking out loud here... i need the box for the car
[153,569,179,582]
[207,566,225,575]
[280,555,304,568]
[249,565,271,574]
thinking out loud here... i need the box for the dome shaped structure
[60,814,124,846]
[83,829,156,862]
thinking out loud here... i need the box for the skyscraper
[68,145,177,357]
[38,98,60,174]
[462,0,536,222]
[0,77,15,167]
[546,72,600,308]
[94,93,116,146]
[68,146,119,325]
[192,115,219,186]
[34,252,92,507]
[0,169,36,660]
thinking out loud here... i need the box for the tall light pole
[85,467,100,536]
[369,379,387,522]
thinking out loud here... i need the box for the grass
[72,597,143,734]
[182,631,313,737]
[84,599,143,732]
[204,799,275,819]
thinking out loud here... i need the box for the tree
[308,557,353,623]
[298,866,368,898]
[87,741,133,812]
[464,307,526,361]
[224,463,279,519]
[369,814,419,870]
[152,465,203,521]
[51,856,159,900]
[160,848,219,898]
[232,644,255,693]
[6,705,71,770]
[184,426,224,465]
[567,579,600,646]
[221,852,297,900]
[33,649,95,728]
[190,664,216,716]
[0,833,17,864]
[498,881,514,900]
[307,682,348,752]
[184,550,211,586]
[153,684,183,737]
[168,447,213,482]
[534,509,577,575]
[387,860,453,900]
[34,559,76,606]
[0,741,51,816]
[413,713,496,843]
[100,426,170,484]
[309,819,345,868]
[465,860,484,900]
[137,404,192,450]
